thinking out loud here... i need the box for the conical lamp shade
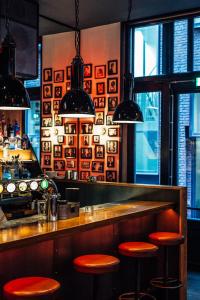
[0,76,30,110]
[113,100,143,123]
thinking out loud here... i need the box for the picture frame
[64,123,77,134]
[54,86,62,98]
[106,115,114,126]
[66,160,76,168]
[96,175,105,181]
[107,156,115,168]
[54,113,63,126]
[108,127,119,137]
[57,135,65,144]
[84,80,92,94]
[41,129,51,138]
[84,64,92,78]
[81,135,90,146]
[95,65,106,79]
[41,141,52,153]
[93,97,105,108]
[66,66,71,80]
[43,101,51,115]
[106,171,117,182]
[92,135,100,144]
[66,81,71,91]
[95,145,105,159]
[92,161,104,173]
[96,82,105,95]
[95,111,104,125]
[65,148,76,158]
[68,135,75,146]
[108,60,118,75]
[81,161,90,169]
[54,160,65,171]
[43,68,52,82]
[42,117,52,127]
[80,171,90,180]
[107,78,118,94]
[43,155,51,166]
[81,123,93,134]
[53,145,62,158]
[106,140,118,154]
[54,70,64,83]
[108,97,118,111]
[81,147,92,159]
[43,84,52,99]
[53,100,61,111]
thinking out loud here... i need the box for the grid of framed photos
[41,59,120,182]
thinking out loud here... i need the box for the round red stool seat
[149,232,184,246]
[3,276,60,299]
[118,242,158,258]
[73,254,120,274]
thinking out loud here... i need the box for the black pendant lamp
[113,73,143,123]
[0,15,30,110]
[58,0,95,118]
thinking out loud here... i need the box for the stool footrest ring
[150,277,183,289]
[118,292,156,300]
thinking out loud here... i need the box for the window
[193,17,200,71]
[173,20,188,73]
[24,43,41,88]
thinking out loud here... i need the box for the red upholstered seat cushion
[73,254,120,274]
[149,232,184,246]
[3,277,60,299]
[118,242,158,258]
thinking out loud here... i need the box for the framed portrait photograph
[66,160,76,168]
[54,70,64,83]
[54,160,65,171]
[95,65,106,79]
[107,156,115,168]
[106,171,117,182]
[64,123,77,134]
[108,128,119,137]
[95,111,104,125]
[107,78,118,94]
[68,135,75,146]
[54,86,62,98]
[66,81,71,91]
[53,145,62,158]
[106,140,118,154]
[84,80,92,94]
[81,123,93,134]
[81,147,92,159]
[66,66,71,80]
[41,141,52,153]
[108,60,118,75]
[43,68,52,82]
[84,64,92,78]
[65,148,76,158]
[43,84,52,99]
[108,97,118,111]
[43,155,51,166]
[93,97,105,108]
[95,145,105,159]
[53,100,61,111]
[92,135,100,144]
[42,117,52,127]
[80,171,90,181]
[81,135,90,146]
[54,114,63,126]
[57,135,65,144]
[92,161,104,173]
[106,115,114,126]
[96,82,105,95]
[41,129,51,138]
[43,101,51,115]
[81,161,90,169]
[96,175,105,182]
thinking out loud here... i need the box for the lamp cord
[75,0,80,57]
[127,0,133,22]
[5,0,11,34]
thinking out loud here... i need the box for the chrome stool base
[119,292,156,300]
[150,277,182,289]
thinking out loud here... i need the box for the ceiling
[39,0,200,36]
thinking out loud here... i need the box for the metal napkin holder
[58,201,80,220]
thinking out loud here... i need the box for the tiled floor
[188,271,200,300]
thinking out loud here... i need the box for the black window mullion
[162,21,174,75]
[187,18,194,72]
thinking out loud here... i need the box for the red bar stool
[149,232,184,290]
[118,242,158,300]
[3,276,60,300]
[73,254,120,300]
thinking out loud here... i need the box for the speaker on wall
[0,0,39,79]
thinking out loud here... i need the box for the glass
[134,24,162,77]
[135,92,161,184]
[24,43,41,88]
[173,19,188,73]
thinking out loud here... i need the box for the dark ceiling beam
[39,14,76,31]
